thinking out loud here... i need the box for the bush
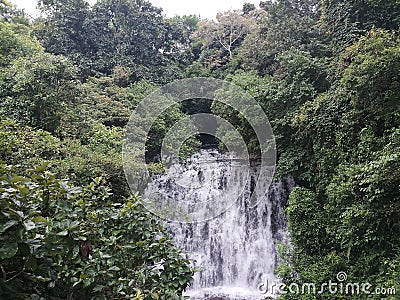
[0,164,194,299]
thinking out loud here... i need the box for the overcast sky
[10,0,261,19]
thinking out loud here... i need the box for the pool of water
[184,286,272,300]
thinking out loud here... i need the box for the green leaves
[0,242,18,259]
[0,220,18,233]
[0,20,42,69]
[35,0,187,83]
[32,216,47,223]
[55,230,68,236]
[319,0,400,52]
[279,27,400,300]
[0,165,194,299]
[1,52,81,135]
[23,220,35,231]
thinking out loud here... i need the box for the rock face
[144,150,294,299]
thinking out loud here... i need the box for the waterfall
[144,149,294,300]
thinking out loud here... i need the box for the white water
[144,150,294,299]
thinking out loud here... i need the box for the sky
[10,0,261,19]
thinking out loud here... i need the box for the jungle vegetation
[0,0,399,299]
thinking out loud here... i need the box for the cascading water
[144,149,294,300]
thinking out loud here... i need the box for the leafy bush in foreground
[0,164,194,299]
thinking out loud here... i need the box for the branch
[5,268,24,283]
[0,264,6,281]
[216,31,230,52]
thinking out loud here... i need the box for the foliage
[291,29,400,183]
[0,0,29,23]
[35,0,91,78]
[0,118,61,168]
[0,20,41,70]
[286,188,330,256]
[0,52,81,135]
[1,0,400,298]
[168,14,201,67]
[278,29,400,299]
[55,124,128,198]
[194,11,254,67]
[35,0,190,82]
[0,165,194,299]
[319,0,400,51]
[240,0,322,75]
[326,129,400,262]
[80,76,132,128]
[215,50,328,173]
[0,118,128,198]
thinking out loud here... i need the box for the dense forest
[0,0,399,299]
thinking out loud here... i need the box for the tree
[0,52,81,135]
[0,20,42,69]
[80,76,132,128]
[239,0,322,75]
[319,0,400,51]
[243,2,256,15]
[214,50,328,170]
[327,128,400,261]
[169,15,201,68]
[278,29,400,299]
[194,10,254,68]
[35,0,189,82]
[35,0,92,76]
[0,0,29,23]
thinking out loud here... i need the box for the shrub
[0,164,194,299]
